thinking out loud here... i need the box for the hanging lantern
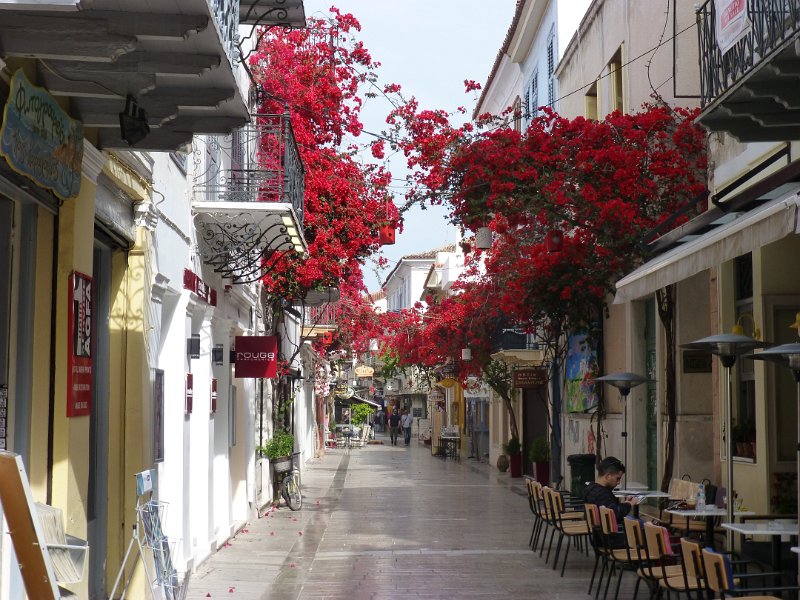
[475,226,492,250]
[378,224,396,245]
[545,229,563,253]
[461,347,472,361]
[322,331,334,345]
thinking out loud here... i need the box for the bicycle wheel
[281,471,302,511]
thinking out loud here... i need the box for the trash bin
[567,453,596,498]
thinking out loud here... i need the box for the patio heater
[681,329,767,549]
[594,372,648,487]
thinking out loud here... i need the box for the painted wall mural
[565,333,599,412]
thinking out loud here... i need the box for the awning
[614,188,800,304]
[335,394,381,408]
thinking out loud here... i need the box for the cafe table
[666,507,755,550]
[722,521,798,572]
[614,489,670,518]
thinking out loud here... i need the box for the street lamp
[595,372,648,486]
[681,328,768,549]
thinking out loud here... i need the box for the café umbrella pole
[681,332,767,550]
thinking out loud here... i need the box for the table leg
[706,517,715,551]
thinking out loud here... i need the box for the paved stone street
[185,435,640,600]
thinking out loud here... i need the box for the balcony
[490,325,544,365]
[0,0,261,150]
[192,113,307,283]
[697,0,800,141]
[301,304,339,339]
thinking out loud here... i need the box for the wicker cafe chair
[701,547,800,599]
[543,486,591,577]
[598,506,644,600]
[642,522,703,600]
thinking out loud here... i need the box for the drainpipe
[46,213,58,504]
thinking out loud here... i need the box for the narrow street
[185,435,636,600]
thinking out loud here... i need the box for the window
[585,82,599,120]
[512,96,522,132]
[547,29,555,107]
[525,70,539,126]
[733,253,756,460]
[609,47,624,113]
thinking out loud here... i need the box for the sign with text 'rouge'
[234,336,278,378]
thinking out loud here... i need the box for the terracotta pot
[496,454,509,472]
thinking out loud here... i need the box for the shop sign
[714,0,751,54]
[0,69,84,199]
[0,384,7,450]
[354,365,374,378]
[513,366,548,389]
[234,336,278,378]
[183,269,217,305]
[67,272,93,417]
[210,378,218,414]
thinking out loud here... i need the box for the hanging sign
[714,0,751,54]
[354,365,374,378]
[67,271,93,417]
[210,378,218,414]
[183,269,217,306]
[0,69,84,199]
[234,336,278,378]
[513,366,548,388]
[185,373,194,414]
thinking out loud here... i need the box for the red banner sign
[67,272,93,416]
[183,269,217,306]
[185,373,193,414]
[234,336,278,378]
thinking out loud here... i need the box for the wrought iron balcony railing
[697,0,800,107]
[490,325,540,354]
[193,113,305,226]
[304,305,339,328]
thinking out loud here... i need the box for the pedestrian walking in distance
[389,409,400,445]
[401,409,413,445]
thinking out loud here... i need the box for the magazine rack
[109,469,188,600]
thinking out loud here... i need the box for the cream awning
[614,188,800,304]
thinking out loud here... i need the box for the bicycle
[275,453,302,511]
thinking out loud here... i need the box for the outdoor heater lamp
[681,330,768,549]
[748,336,800,535]
[594,372,648,486]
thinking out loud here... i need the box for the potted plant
[530,436,551,485]
[496,453,509,473]
[504,436,523,478]
[261,429,295,473]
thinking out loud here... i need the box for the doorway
[87,240,111,599]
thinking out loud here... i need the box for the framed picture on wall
[564,332,600,413]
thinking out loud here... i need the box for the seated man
[583,456,640,548]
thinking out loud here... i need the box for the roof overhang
[490,348,545,366]
[614,187,800,304]
[192,201,307,283]
[0,0,250,150]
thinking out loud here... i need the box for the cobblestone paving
[185,436,641,599]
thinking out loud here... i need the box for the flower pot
[534,461,550,485]
[509,452,523,478]
[496,454,509,472]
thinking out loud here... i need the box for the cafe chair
[543,486,591,577]
[585,503,609,597]
[598,506,645,600]
[642,522,704,600]
[525,478,545,551]
[701,547,799,599]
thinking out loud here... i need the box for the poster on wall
[67,271,93,417]
[564,332,599,413]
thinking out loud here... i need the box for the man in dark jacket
[583,456,640,548]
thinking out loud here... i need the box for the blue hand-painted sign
[0,69,84,199]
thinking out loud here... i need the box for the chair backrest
[642,522,674,560]
[526,479,539,515]
[623,517,643,554]
[701,548,732,593]
[584,503,600,529]
[542,487,557,521]
[679,538,705,582]
[598,506,618,535]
